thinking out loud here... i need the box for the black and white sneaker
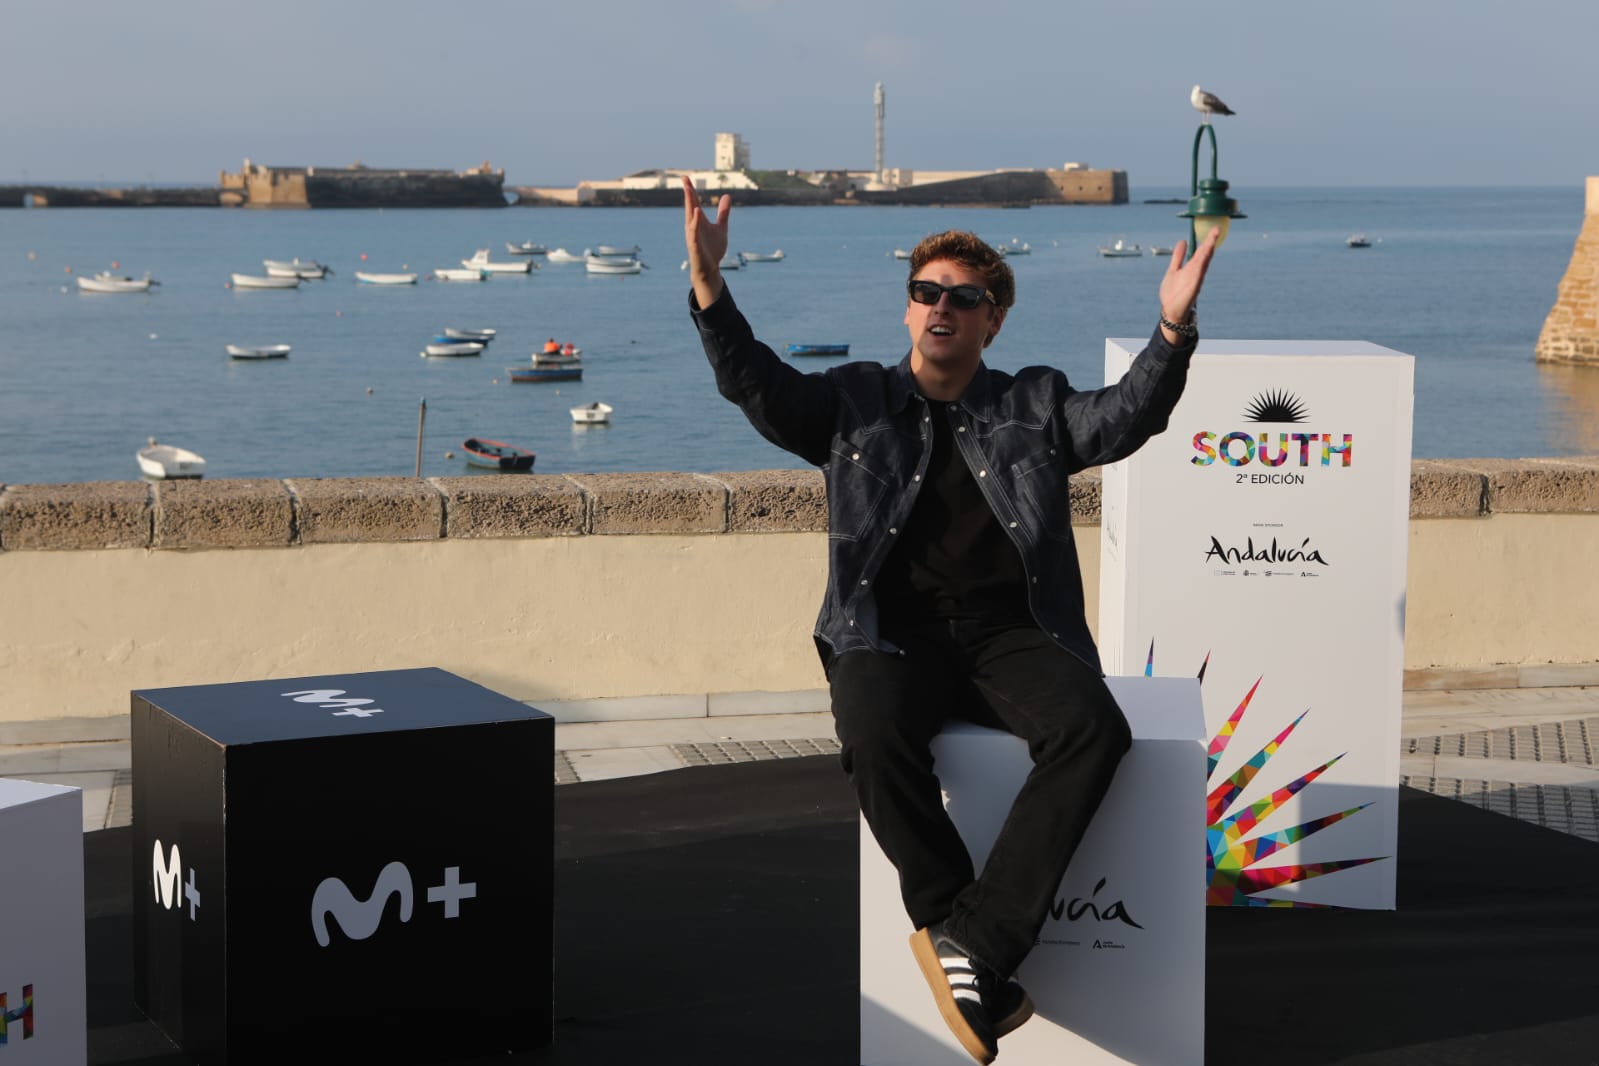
[989,976,1034,1039]
[909,923,1000,1065]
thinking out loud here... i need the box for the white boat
[585,255,643,275]
[354,271,418,285]
[545,248,586,263]
[420,341,485,357]
[740,250,785,262]
[137,438,205,480]
[231,272,300,289]
[891,249,913,260]
[76,272,157,293]
[433,267,487,282]
[532,350,582,366]
[463,248,534,274]
[263,258,330,279]
[505,241,547,256]
[719,252,744,270]
[997,241,1031,256]
[1098,238,1143,257]
[1150,245,1175,257]
[1347,234,1373,248]
[226,343,291,359]
[570,402,613,425]
[444,327,497,342]
[594,244,640,257]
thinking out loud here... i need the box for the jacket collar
[892,352,995,423]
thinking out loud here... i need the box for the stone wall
[2,461,1599,731]
[1535,176,1599,365]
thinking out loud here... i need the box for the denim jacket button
[852,452,860,460]
[889,527,898,535]
[1009,521,1018,528]
[978,470,987,477]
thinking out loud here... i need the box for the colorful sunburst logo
[1145,641,1388,907]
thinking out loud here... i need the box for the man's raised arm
[682,174,731,309]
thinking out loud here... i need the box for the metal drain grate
[1401,774,1599,844]
[671,737,841,767]
[1405,717,1599,764]
[554,751,580,786]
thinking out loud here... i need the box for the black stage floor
[86,756,1599,1065]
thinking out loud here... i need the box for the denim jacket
[690,285,1196,673]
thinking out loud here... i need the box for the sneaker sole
[909,928,997,1066]
[993,988,1034,1039]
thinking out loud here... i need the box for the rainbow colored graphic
[1148,642,1387,907]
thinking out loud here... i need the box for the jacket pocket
[1010,445,1074,545]
[827,439,892,543]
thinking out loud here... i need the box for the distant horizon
[1,173,1589,193]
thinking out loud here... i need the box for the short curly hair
[908,230,1015,309]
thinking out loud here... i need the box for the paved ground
[5,685,1599,843]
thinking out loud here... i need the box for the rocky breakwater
[1536,176,1599,366]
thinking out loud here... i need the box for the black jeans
[827,618,1131,979]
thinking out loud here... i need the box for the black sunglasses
[907,279,996,311]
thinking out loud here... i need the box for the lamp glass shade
[1193,215,1231,248]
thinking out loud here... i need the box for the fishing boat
[1098,238,1142,258]
[585,255,643,275]
[718,252,744,270]
[505,241,547,256]
[76,272,158,293]
[137,438,205,480]
[594,244,641,257]
[462,437,535,471]
[433,267,487,282]
[530,349,581,366]
[545,248,586,263]
[1150,245,1175,257]
[997,241,1031,256]
[463,248,534,274]
[263,258,330,279]
[786,343,850,356]
[1347,234,1373,248]
[891,249,912,260]
[226,343,291,360]
[231,273,301,290]
[740,250,785,262]
[443,327,497,342]
[570,402,613,425]
[354,271,418,285]
[508,364,582,383]
[421,341,485,357]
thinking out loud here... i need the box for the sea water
[0,185,1591,485]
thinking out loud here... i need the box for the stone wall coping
[3,459,1598,550]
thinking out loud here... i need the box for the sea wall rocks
[1535,176,1599,366]
[2,461,1596,552]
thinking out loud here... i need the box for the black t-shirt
[875,399,1031,627]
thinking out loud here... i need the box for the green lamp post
[1179,123,1245,261]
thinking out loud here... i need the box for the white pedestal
[0,778,87,1064]
[860,676,1205,1065]
[1099,340,1413,910]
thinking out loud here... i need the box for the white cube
[0,779,87,1064]
[861,676,1205,1065]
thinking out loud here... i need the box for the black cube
[131,667,552,1065]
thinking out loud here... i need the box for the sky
[4,0,1596,189]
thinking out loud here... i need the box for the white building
[714,132,750,172]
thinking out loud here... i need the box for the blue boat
[786,343,849,356]
[462,437,535,471]
[508,365,582,383]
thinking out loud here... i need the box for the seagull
[1191,85,1236,122]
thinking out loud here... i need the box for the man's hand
[683,175,731,309]
[1157,227,1220,344]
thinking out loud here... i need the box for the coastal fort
[0,150,1126,210]
[1,82,1125,209]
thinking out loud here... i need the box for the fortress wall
[1535,176,1599,365]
